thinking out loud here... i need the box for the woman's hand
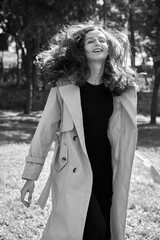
[21,180,35,208]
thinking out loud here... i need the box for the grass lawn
[0,110,160,240]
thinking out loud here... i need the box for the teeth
[93,49,102,52]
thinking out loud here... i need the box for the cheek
[84,45,90,54]
[103,45,109,56]
[103,43,108,50]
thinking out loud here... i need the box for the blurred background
[0,1,160,240]
[0,0,159,123]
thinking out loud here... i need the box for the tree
[0,0,97,113]
[0,33,8,81]
[0,0,55,113]
[135,0,160,123]
[145,0,160,124]
[101,0,160,123]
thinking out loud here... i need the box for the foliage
[0,0,160,117]
[0,0,97,55]
[0,0,97,113]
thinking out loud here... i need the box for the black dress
[80,82,113,240]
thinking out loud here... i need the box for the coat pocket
[54,143,68,172]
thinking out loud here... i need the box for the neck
[87,61,105,85]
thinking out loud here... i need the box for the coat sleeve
[119,86,137,130]
[120,88,160,185]
[22,87,61,180]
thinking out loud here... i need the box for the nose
[95,39,101,46]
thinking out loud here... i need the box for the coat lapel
[59,84,88,157]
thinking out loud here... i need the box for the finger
[21,189,30,207]
[21,188,27,203]
[22,200,31,208]
[28,191,33,203]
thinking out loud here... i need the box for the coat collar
[58,84,88,157]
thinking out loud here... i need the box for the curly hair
[36,21,137,96]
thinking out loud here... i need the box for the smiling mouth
[93,49,103,52]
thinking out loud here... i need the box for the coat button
[73,136,78,141]
[62,157,67,162]
[73,167,78,173]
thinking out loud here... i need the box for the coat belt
[37,142,59,209]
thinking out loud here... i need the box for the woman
[21,22,138,240]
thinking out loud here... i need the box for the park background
[0,0,160,239]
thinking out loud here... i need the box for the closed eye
[85,37,106,44]
[100,40,106,43]
[99,38,106,43]
[86,40,94,44]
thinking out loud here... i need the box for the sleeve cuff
[22,162,43,180]
[26,156,45,164]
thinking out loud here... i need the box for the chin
[88,57,106,62]
[87,54,107,62]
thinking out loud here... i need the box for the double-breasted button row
[73,136,78,141]
[73,167,78,173]
[62,157,67,162]
[72,136,79,173]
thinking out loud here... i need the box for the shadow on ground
[0,110,160,147]
[138,123,160,148]
[0,110,42,145]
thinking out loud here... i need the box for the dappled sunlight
[0,110,41,144]
[137,114,160,125]
[0,110,42,122]
[1,110,160,240]
[0,130,31,142]
[137,115,160,149]
[138,124,160,148]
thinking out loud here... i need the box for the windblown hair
[36,21,137,96]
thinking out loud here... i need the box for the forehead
[85,30,106,39]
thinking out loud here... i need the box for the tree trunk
[0,51,4,83]
[103,0,111,28]
[103,0,106,27]
[15,44,20,87]
[128,6,136,68]
[23,41,33,114]
[32,61,37,110]
[150,60,160,124]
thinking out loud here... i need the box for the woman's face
[84,30,108,63]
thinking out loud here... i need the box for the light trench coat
[22,84,137,240]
